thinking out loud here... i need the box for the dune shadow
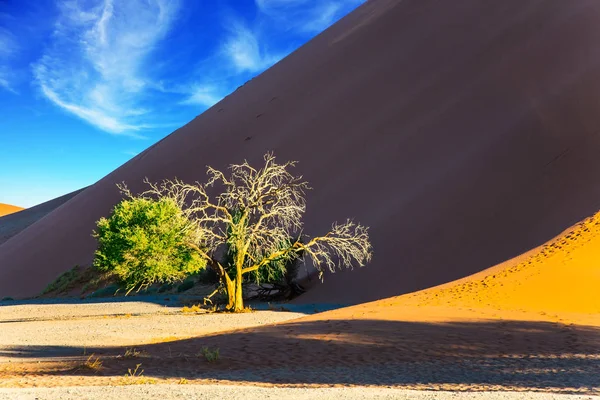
[2,318,599,391]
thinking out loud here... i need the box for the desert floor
[1,210,599,398]
[0,299,598,399]
[0,385,597,400]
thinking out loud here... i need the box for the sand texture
[0,386,596,400]
[4,0,600,303]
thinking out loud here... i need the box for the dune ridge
[311,209,600,327]
[0,204,23,218]
[0,189,85,247]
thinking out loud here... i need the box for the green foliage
[223,236,300,285]
[93,197,206,293]
[200,346,220,362]
[249,238,300,284]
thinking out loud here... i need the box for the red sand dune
[0,189,84,247]
[3,0,600,302]
[0,204,23,218]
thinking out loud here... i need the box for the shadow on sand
[2,318,599,391]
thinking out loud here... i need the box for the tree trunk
[233,275,244,312]
[223,264,245,312]
[224,273,236,311]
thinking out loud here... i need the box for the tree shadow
[2,318,598,391]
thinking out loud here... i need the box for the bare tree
[137,153,373,312]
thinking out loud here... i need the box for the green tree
[93,196,206,294]
[137,153,373,312]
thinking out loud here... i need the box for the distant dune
[0,204,23,218]
[4,0,600,302]
[0,189,85,247]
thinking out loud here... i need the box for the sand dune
[0,189,84,247]
[4,0,600,302]
[0,204,22,218]
[309,210,600,326]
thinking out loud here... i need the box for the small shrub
[73,354,103,373]
[120,363,157,385]
[121,348,148,359]
[200,347,220,363]
[93,196,207,294]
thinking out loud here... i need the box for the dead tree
[137,153,373,312]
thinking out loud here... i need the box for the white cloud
[0,28,18,57]
[181,85,224,107]
[0,27,18,93]
[32,0,181,134]
[223,22,283,73]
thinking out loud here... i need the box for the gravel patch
[0,385,597,400]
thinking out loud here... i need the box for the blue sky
[0,0,363,208]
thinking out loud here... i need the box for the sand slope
[4,0,600,301]
[0,204,22,218]
[0,189,84,247]
[312,210,600,326]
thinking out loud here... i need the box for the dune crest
[315,211,600,327]
[0,204,23,218]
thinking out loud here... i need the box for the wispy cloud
[22,0,362,136]
[32,0,181,135]
[0,26,19,93]
[222,21,283,73]
[180,85,224,107]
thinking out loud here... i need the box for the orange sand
[311,211,600,327]
[0,204,23,218]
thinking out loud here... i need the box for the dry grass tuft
[72,355,103,373]
[119,348,149,359]
[120,363,158,385]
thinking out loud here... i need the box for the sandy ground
[1,209,599,394]
[0,299,598,394]
[0,385,597,400]
[0,302,305,363]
